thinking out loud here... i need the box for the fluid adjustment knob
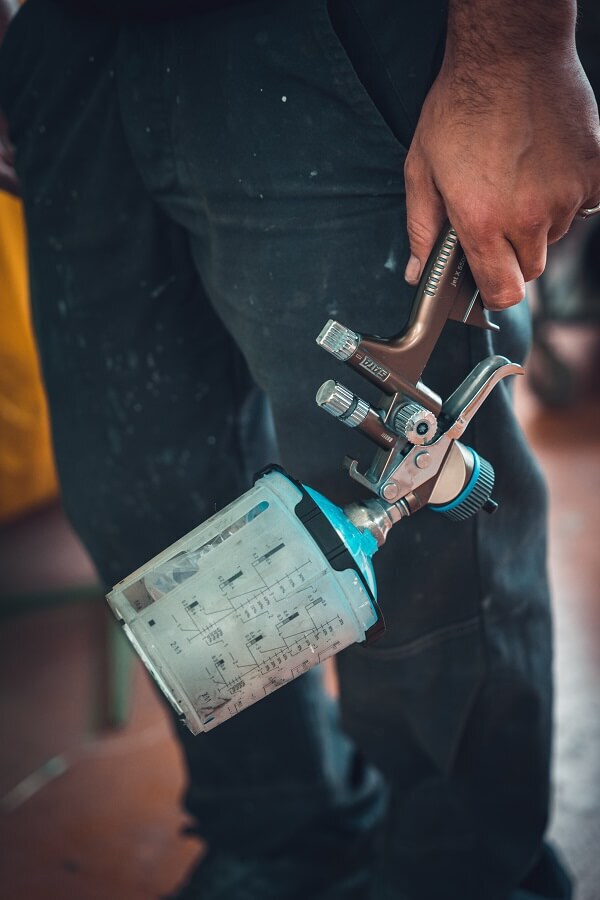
[393,403,438,445]
[316,380,370,426]
[316,381,399,450]
[430,450,496,522]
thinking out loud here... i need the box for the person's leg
[116,0,567,896]
[0,3,385,895]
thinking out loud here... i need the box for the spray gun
[315,222,521,541]
[106,222,524,734]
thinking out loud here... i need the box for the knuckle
[522,261,545,283]
[486,286,526,310]
[515,213,546,237]
[548,227,568,245]
[478,269,525,310]
[514,192,550,229]
[548,195,579,240]
[407,217,436,250]
[467,213,499,248]
[555,189,580,215]
[519,246,547,283]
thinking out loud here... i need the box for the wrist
[445,0,578,77]
[440,0,581,111]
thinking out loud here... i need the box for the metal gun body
[316,222,523,538]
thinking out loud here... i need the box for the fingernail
[404,254,421,284]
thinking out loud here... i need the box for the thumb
[404,166,446,285]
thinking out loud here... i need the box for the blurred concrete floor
[0,325,598,900]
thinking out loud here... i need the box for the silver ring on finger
[578,201,600,219]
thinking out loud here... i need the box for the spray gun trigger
[442,356,524,439]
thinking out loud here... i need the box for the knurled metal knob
[393,403,438,445]
[316,381,369,427]
[316,320,360,361]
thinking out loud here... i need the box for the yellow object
[0,191,58,522]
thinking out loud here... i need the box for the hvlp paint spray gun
[105,218,562,734]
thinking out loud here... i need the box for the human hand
[403,2,600,311]
[0,109,19,197]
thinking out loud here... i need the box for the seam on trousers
[330,0,416,146]
[115,23,179,202]
[358,615,481,660]
[485,595,531,626]
[310,0,407,163]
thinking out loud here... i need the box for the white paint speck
[281,95,287,103]
[384,249,397,273]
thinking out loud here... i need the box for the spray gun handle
[316,221,498,412]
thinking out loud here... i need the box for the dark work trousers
[0,1,571,898]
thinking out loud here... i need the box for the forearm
[444,0,579,106]
[447,0,577,60]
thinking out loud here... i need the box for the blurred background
[0,179,599,898]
